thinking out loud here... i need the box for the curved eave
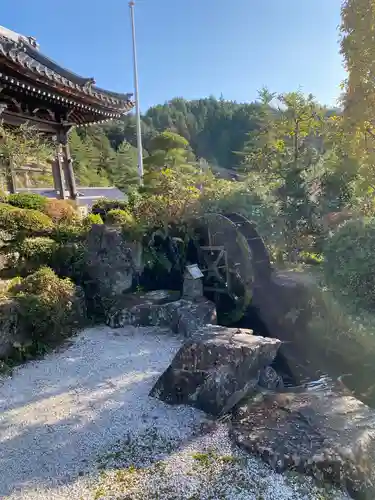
[0,71,134,126]
[0,33,133,111]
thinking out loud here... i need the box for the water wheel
[191,212,271,324]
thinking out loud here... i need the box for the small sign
[186,264,203,280]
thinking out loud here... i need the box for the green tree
[340,0,375,136]
[340,0,375,213]
[86,127,117,179]
[0,123,53,169]
[112,140,139,191]
[0,123,54,191]
[69,129,110,187]
[241,89,333,255]
[143,130,199,192]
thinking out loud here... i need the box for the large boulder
[231,380,375,499]
[107,293,216,337]
[170,298,217,337]
[251,270,318,384]
[85,225,137,307]
[106,289,180,327]
[150,325,281,416]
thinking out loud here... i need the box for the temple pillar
[58,127,77,200]
[52,143,66,199]
[62,141,77,200]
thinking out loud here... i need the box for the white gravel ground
[0,326,350,500]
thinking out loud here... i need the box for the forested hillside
[70,94,339,192]
[103,97,264,169]
[133,97,262,169]
[69,97,265,188]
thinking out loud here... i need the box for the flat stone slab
[231,380,375,499]
[107,294,216,338]
[150,325,281,416]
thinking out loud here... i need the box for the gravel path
[0,326,349,500]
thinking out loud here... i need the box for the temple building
[0,25,134,205]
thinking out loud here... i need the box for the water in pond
[220,301,375,405]
[230,303,326,389]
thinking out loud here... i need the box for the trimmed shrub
[82,213,104,227]
[10,267,85,343]
[17,237,57,270]
[44,199,78,223]
[105,209,145,242]
[8,193,47,212]
[323,218,375,307]
[106,209,134,226]
[50,242,86,283]
[0,203,54,235]
[91,198,129,220]
[52,222,87,243]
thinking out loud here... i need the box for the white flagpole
[129,0,144,185]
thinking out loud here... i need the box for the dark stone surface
[172,299,217,337]
[150,325,281,416]
[258,366,284,390]
[107,293,216,338]
[85,225,136,306]
[251,270,318,384]
[231,380,375,499]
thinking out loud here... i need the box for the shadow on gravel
[0,326,201,498]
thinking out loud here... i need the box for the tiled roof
[0,25,133,114]
[16,186,128,207]
[75,187,127,200]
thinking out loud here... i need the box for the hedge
[323,217,375,308]
[51,222,87,243]
[17,237,57,270]
[0,203,54,235]
[91,198,129,220]
[82,213,104,227]
[105,209,135,226]
[10,267,85,343]
[7,193,47,212]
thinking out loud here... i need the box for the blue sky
[0,0,345,111]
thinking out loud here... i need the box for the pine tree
[112,141,139,191]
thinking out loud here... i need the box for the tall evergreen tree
[112,140,139,192]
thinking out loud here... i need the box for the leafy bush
[17,237,57,270]
[323,218,375,307]
[105,209,145,241]
[82,213,104,227]
[91,198,129,220]
[8,193,47,212]
[10,267,85,343]
[51,222,87,243]
[134,190,199,230]
[0,203,54,235]
[298,251,323,265]
[50,243,87,283]
[106,209,134,226]
[44,199,77,223]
